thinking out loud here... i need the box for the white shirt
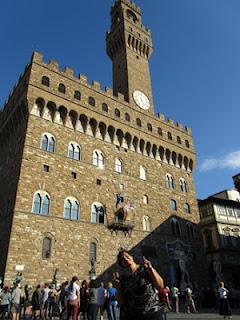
[68,283,80,301]
[219,287,228,299]
[43,288,50,304]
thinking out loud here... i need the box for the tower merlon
[64,67,74,77]
[92,80,101,90]
[112,0,141,15]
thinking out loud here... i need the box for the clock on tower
[106,0,154,114]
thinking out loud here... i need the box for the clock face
[133,90,150,110]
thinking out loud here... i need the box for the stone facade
[0,0,206,288]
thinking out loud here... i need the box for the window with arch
[74,90,81,100]
[147,123,152,132]
[42,76,50,87]
[88,96,95,107]
[125,113,130,122]
[115,108,120,118]
[93,150,104,167]
[127,9,138,22]
[143,194,148,204]
[184,203,191,214]
[42,237,52,259]
[140,166,146,180]
[166,174,174,189]
[89,242,97,262]
[64,198,79,220]
[91,202,105,224]
[136,118,141,127]
[158,127,163,136]
[180,179,188,193]
[170,218,181,237]
[143,216,151,232]
[115,158,123,173]
[40,133,55,153]
[167,132,172,140]
[185,140,190,148]
[32,191,50,215]
[186,223,194,239]
[170,199,177,211]
[68,142,81,161]
[102,103,108,112]
[177,136,182,144]
[58,83,66,94]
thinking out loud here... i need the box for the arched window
[180,179,188,193]
[140,166,146,180]
[115,158,123,173]
[168,132,172,140]
[88,96,95,107]
[32,191,50,215]
[58,83,66,94]
[177,136,181,144]
[125,113,130,122]
[42,76,50,87]
[42,237,52,259]
[185,140,190,148]
[184,203,191,214]
[166,174,174,189]
[89,242,97,262]
[91,202,105,224]
[143,216,151,232]
[68,142,81,161]
[170,218,181,237]
[143,195,148,204]
[127,9,138,22]
[115,108,120,118]
[170,199,177,211]
[186,223,194,239]
[74,90,81,100]
[64,198,79,220]
[158,127,163,136]
[93,150,104,167]
[40,133,55,153]
[102,103,108,112]
[147,123,152,132]
[136,118,141,127]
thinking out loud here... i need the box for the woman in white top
[67,276,80,320]
[218,282,232,319]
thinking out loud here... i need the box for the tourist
[185,287,197,314]
[87,279,98,320]
[170,285,179,313]
[159,286,171,320]
[219,282,232,319]
[67,276,80,320]
[79,280,88,320]
[42,283,50,319]
[106,282,117,320]
[97,282,106,320]
[0,286,11,320]
[114,249,164,320]
[11,283,21,320]
[22,284,30,319]
[32,285,42,320]
[59,281,68,320]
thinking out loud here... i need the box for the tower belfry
[106,0,154,114]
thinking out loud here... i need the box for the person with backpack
[106,282,117,320]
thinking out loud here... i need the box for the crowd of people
[0,250,239,320]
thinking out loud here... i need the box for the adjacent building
[199,182,240,288]
[0,0,206,288]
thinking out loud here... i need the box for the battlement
[112,0,141,15]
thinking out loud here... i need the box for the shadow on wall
[95,215,208,291]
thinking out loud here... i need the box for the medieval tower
[0,0,206,288]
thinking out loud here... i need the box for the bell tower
[106,0,154,113]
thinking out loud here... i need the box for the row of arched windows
[170,218,195,239]
[40,77,190,148]
[166,174,188,192]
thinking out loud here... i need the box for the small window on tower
[115,108,120,118]
[74,91,81,100]
[43,165,49,173]
[136,118,141,127]
[88,97,95,107]
[127,9,138,23]
[58,83,66,94]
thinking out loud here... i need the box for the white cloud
[199,150,240,172]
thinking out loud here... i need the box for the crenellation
[105,87,113,96]
[79,73,88,83]
[92,80,101,91]
[64,67,74,77]
[167,117,175,126]
[31,51,43,64]
[48,59,59,71]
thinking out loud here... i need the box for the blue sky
[1,0,240,199]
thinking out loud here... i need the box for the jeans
[107,304,117,320]
[87,303,98,320]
